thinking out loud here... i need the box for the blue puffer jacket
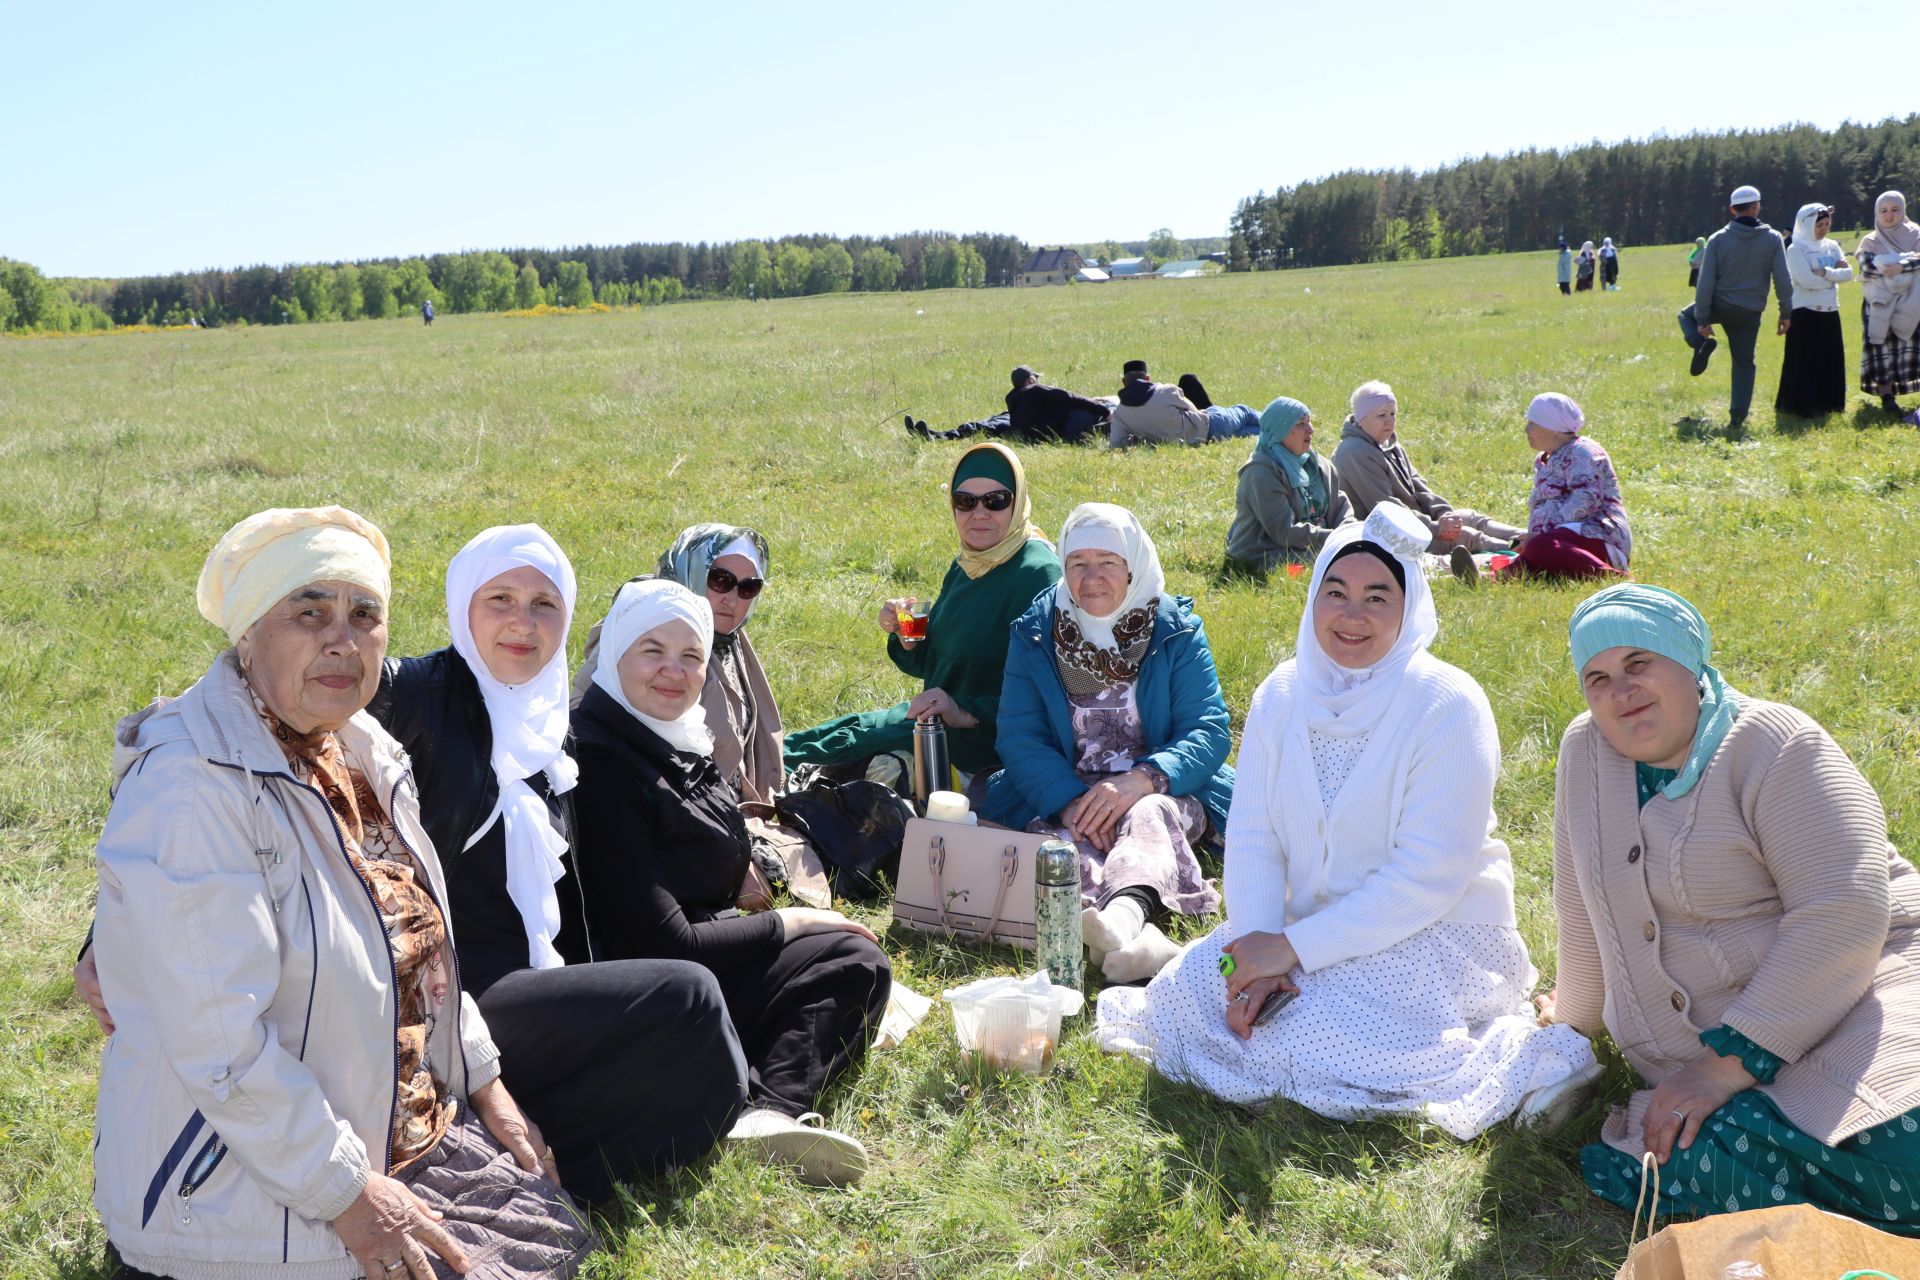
[983,588,1235,832]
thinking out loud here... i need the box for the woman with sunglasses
[785,441,1061,791]
[576,524,785,808]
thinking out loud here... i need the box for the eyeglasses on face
[706,566,765,599]
[951,488,1014,513]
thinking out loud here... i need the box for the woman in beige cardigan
[1548,583,1920,1232]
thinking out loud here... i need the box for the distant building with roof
[1017,247,1087,287]
[1108,256,1151,277]
[1155,259,1213,278]
[1073,266,1110,283]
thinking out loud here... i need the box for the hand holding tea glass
[879,596,929,645]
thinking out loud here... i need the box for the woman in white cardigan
[1097,503,1596,1136]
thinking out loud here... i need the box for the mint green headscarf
[1257,397,1326,520]
[1568,584,1741,802]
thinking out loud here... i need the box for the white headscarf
[1053,503,1166,649]
[590,579,717,757]
[1291,503,1438,739]
[446,524,579,971]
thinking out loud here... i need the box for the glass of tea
[897,604,931,640]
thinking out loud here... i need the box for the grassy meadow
[4,246,1919,1279]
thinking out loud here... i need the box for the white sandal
[725,1107,869,1186]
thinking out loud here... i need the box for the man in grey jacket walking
[1681,184,1794,429]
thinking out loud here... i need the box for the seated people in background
[1331,380,1523,557]
[1096,504,1599,1135]
[1460,392,1629,585]
[784,441,1061,792]
[985,503,1235,984]
[908,365,1112,444]
[1222,397,1356,577]
[1549,584,1920,1232]
[1107,360,1260,447]
[88,507,593,1280]
[571,580,890,1186]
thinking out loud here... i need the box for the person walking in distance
[1679,185,1793,430]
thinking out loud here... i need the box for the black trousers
[481,958,748,1203]
[710,932,891,1118]
[930,406,1104,444]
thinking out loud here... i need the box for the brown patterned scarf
[1053,600,1156,697]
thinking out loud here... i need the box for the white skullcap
[1729,184,1761,205]
[196,506,391,644]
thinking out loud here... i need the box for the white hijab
[446,524,579,971]
[590,579,717,757]
[1053,502,1166,648]
[1291,503,1438,739]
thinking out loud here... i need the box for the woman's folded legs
[479,958,749,1204]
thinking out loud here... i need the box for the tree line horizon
[4,115,1916,334]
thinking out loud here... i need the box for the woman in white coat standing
[1776,202,1854,417]
[1096,503,1597,1137]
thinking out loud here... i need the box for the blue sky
[3,0,1906,278]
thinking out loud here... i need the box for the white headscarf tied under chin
[591,579,718,757]
[1053,502,1166,650]
[446,524,579,971]
[1292,502,1439,738]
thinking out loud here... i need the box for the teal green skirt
[1583,1091,1920,1236]
[782,703,1002,775]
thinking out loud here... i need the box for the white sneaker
[725,1107,869,1186]
[1513,1061,1605,1133]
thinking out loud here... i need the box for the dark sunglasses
[706,566,765,599]
[951,488,1014,513]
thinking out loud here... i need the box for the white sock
[1101,923,1181,984]
[1082,897,1146,964]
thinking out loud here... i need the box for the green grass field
[4,247,1918,1279]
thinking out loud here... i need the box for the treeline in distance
[1226,114,1920,269]
[4,231,1035,331]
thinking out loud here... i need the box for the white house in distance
[1074,265,1110,283]
[1155,259,1212,278]
[1016,247,1088,287]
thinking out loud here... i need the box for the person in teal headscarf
[784,440,1061,789]
[1221,397,1355,578]
[1545,583,1920,1235]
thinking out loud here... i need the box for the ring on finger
[1668,1109,1687,1121]
[383,1262,406,1276]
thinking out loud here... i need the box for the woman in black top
[368,524,747,1203]
[572,579,890,1187]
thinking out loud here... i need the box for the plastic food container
[941,971,1085,1074]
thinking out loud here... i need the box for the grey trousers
[1680,301,1763,424]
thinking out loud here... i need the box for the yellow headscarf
[946,441,1047,579]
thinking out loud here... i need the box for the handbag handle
[1622,1149,1660,1269]
[981,844,1019,946]
[927,836,952,936]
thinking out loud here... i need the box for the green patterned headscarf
[1568,584,1741,802]
[657,523,769,628]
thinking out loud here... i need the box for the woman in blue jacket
[984,503,1234,984]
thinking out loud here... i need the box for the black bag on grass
[774,777,914,901]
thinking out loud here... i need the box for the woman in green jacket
[784,441,1061,788]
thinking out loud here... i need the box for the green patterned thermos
[1034,838,1084,996]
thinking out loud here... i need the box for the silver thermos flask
[1034,838,1084,995]
[910,716,949,814]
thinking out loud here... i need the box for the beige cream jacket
[1553,699,1920,1146]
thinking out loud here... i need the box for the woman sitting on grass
[575,523,786,806]
[1330,379,1523,556]
[1453,392,1630,586]
[1548,584,1920,1231]
[1098,504,1598,1137]
[784,440,1061,792]
[572,580,890,1186]
[1222,397,1355,578]
[984,503,1235,984]
[88,508,592,1280]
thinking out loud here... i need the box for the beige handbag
[892,817,1045,948]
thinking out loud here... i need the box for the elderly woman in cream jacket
[1548,584,1920,1232]
[89,507,591,1280]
